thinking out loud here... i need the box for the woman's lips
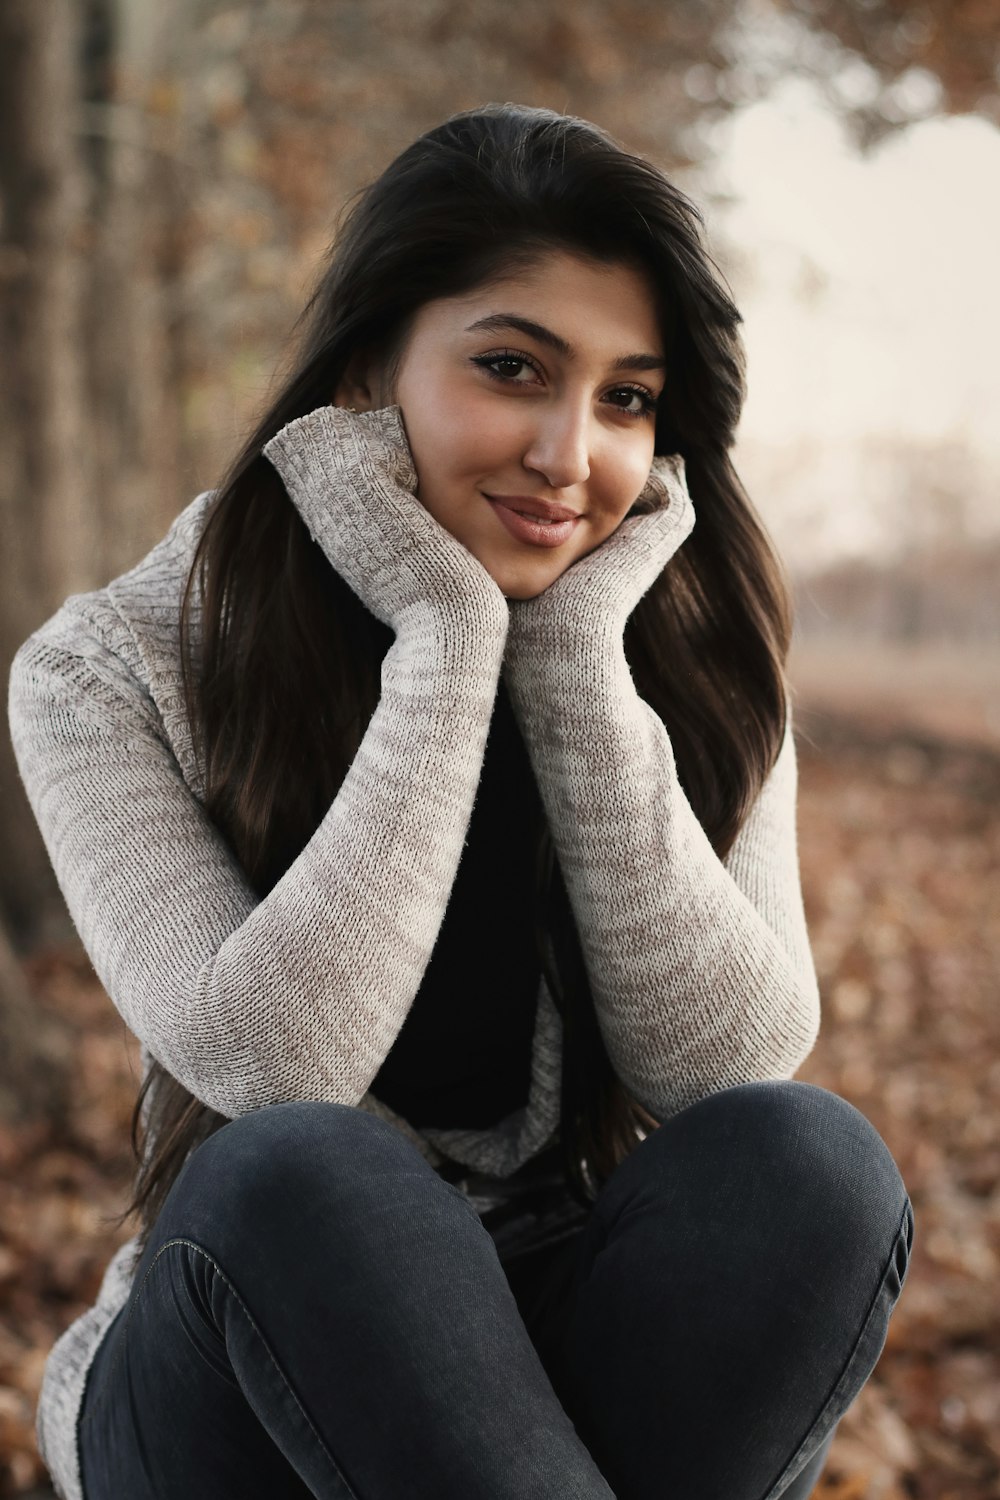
[485,497,581,549]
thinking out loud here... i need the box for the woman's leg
[78,1099,615,1500]
[543,1080,913,1500]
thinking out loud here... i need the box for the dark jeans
[77,1082,914,1499]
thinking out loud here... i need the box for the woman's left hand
[506,452,695,640]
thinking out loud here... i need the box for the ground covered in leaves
[1,708,998,1497]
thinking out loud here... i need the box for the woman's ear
[331,352,381,411]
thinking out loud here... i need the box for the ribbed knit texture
[7,405,819,1500]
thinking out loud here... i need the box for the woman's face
[342,249,667,600]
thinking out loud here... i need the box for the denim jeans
[77,1081,913,1499]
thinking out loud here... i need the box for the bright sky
[698,75,1000,570]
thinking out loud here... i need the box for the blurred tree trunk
[82,0,186,580]
[0,0,92,950]
[0,0,186,1121]
[1,0,186,939]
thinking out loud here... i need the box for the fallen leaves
[795,712,1000,1500]
[0,951,139,1497]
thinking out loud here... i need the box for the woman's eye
[471,352,538,383]
[608,386,658,418]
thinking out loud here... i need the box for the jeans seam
[79,1235,361,1500]
[760,1195,914,1500]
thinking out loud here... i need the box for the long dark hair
[121,103,791,1248]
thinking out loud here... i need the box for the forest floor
[1,650,998,1498]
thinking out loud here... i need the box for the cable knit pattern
[7,408,818,1500]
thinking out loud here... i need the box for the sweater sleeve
[8,585,506,1123]
[502,630,820,1121]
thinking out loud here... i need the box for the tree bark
[82,0,186,580]
[0,0,91,946]
[1,0,186,947]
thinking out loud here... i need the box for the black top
[371,676,547,1129]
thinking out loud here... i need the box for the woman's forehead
[411,250,665,356]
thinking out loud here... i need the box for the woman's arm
[501,456,820,1121]
[8,406,508,1120]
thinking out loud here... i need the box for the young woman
[10,103,913,1500]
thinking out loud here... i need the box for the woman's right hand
[263,404,508,639]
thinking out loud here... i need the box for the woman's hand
[508,453,695,641]
[263,404,509,640]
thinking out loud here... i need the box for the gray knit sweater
[7,405,820,1500]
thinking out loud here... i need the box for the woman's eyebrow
[464,313,666,372]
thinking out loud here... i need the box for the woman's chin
[487,557,566,601]
[499,577,557,602]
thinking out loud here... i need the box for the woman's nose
[521,403,591,491]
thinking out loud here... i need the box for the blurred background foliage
[1,2,998,1495]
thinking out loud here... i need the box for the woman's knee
[738,1081,908,1227]
[152,1099,435,1248]
[611,1080,912,1264]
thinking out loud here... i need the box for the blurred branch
[769,0,1000,145]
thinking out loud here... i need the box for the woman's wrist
[393,591,510,668]
[504,585,623,667]
[503,613,631,725]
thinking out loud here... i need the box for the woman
[9,103,913,1499]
